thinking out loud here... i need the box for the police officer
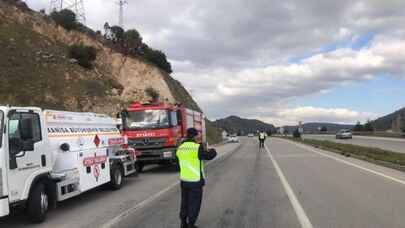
[176,128,217,228]
[258,131,267,148]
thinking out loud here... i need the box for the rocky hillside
[0,1,192,113]
[0,1,219,142]
[372,107,405,132]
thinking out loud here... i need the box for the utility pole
[118,0,127,28]
[49,0,86,25]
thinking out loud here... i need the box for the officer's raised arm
[198,145,217,160]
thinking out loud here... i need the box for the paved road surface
[113,138,300,228]
[303,134,405,153]
[112,138,405,228]
[0,143,240,228]
[3,138,405,228]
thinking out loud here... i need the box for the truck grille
[128,137,167,149]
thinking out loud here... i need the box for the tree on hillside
[110,26,125,43]
[102,22,173,74]
[104,22,111,38]
[68,44,97,69]
[353,121,363,131]
[363,120,374,132]
[141,45,173,74]
[124,29,143,54]
[50,9,78,30]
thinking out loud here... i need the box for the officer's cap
[187,128,199,138]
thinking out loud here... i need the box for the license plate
[163,151,172,158]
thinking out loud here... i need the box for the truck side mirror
[121,110,129,130]
[177,110,182,124]
[19,118,34,141]
[122,109,128,117]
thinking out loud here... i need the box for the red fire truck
[120,102,206,172]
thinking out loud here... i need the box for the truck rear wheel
[110,165,123,190]
[27,183,48,223]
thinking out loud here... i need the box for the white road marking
[101,180,180,228]
[264,144,314,228]
[101,144,240,228]
[284,139,405,186]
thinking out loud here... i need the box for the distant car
[336,129,352,139]
[248,133,254,137]
[228,135,239,143]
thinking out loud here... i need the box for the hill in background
[371,107,405,133]
[282,122,354,134]
[214,115,276,135]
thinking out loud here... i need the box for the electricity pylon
[49,0,86,25]
[118,0,127,28]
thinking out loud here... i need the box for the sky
[25,0,405,126]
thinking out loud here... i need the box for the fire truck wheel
[27,183,48,223]
[110,165,124,190]
[135,162,144,173]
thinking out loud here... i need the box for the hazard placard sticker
[93,164,100,182]
[108,137,125,146]
[83,155,107,167]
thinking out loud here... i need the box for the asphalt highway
[303,134,405,153]
[112,137,405,228]
[0,143,240,228]
[3,137,405,228]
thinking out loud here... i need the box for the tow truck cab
[0,106,136,222]
[0,107,51,218]
[0,107,8,216]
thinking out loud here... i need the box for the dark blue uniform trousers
[180,185,203,225]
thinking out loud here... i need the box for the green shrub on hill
[68,44,97,69]
[50,9,78,31]
[141,46,173,74]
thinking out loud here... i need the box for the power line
[49,0,86,25]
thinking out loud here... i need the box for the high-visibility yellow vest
[259,133,265,139]
[176,141,205,182]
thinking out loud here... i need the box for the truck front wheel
[110,165,124,190]
[27,183,49,223]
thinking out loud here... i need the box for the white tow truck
[0,106,137,222]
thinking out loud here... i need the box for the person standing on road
[176,128,217,228]
[258,131,267,148]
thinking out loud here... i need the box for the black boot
[181,221,188,228]
[188,225,199,228]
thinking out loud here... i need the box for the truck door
[7,110,47,203]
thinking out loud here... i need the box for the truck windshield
[0,111,3,148]
[125,110,170,130]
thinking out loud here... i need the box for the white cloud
[22,0,405,125]
[260,106,379,126]
[174,37,405,123]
